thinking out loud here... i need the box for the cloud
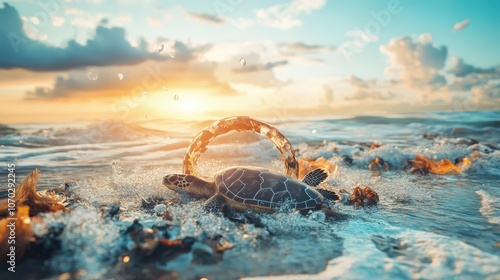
[65,8,85,16]
[344,74,397,101]
[146,16,162,27]
[347,75,377,88]
[471,83,500,104]
[203,41,292,88]
[26,61,234,99]
[345,90,396,101]
[116,0,155,4]
[71,17,99,28]
[26,40,235,99]
[115,14,132,24]
[274,42,335,65]
[232,60,288,73]
[380,33,448,89]
[51,16,65,27]
[449,57,498,77]
[321,84,334,104]
[447,57,500,99]
[280,42,335,53]
[66,10,106,28]
[0,68,55,86]
[453,19,470,31]
[185,11,223,24]
[448,74,483,91]
[236,0,326,29]
[0,3,161,71]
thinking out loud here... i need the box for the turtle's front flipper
[319,205,350,221]
[302,168,328,187]
[317,188,340,201]
[222,206,265,228]
[222,205,244,222]
[243,209,265,228]
[203,194,226,212]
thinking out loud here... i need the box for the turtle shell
[214,166,324,211]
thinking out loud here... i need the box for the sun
[182,101,198,112]
[142,90,207,118]
[143,89,244,120]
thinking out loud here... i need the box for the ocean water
[0,111,499,279]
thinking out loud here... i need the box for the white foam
[244,219,500,279]
[33,208,122,276]
[476,190,500,224]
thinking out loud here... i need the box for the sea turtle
[162,166,343,220]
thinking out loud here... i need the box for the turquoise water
[0,111,499,279]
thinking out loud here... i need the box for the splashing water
[1,111,499,279]
[156,44,164,53]
[32,208,122,276]
[169,52,175,58]
[240,58,246,67]
[245,219,500,280]
[174,94,179,101]
[476,190,500,224]
[118,73,124,80]
[87,69,98,80]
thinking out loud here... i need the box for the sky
[0,0,499,123]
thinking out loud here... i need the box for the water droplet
[169,52,175,58]
[239,58,246,67]
[163,86,167,91]
[156,44,164,53]
[173,94,179,101]
[311,129,317,134]
[87,69,98,80]
[118,73,124,80]
[142,90,148,95]
[145,115,149,120]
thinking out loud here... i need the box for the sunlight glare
[182,101,198,112]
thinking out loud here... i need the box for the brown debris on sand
[409,154,471,175]
[344,185,380,207]
[369,157,390,171]
[0,169,66,219]
[369,142,382,150]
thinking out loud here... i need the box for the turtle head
[162,174,215,199]
[163,174,192,192]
